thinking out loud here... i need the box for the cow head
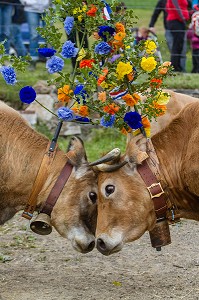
[95,134,157,255]
[48,136,121,254]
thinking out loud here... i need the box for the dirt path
[0,213,199,300]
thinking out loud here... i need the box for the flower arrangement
[0,0,173,137]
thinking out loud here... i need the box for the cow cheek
[50,198,80,238]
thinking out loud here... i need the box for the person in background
[19,0,51,69]
[0,0,18,54]
[133,27,149,45]
[149,0,189,72]
[11,0,27,57]
[166,0,190,72]
[187,23,199,73]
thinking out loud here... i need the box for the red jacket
[166,0,189,22]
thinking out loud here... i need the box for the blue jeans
[0,4,13,54]
[11,24,27,57]
[25,11,44,61]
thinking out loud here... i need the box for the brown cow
[0,101,101,253]
[148,90,198,135]
[95,101,199,255]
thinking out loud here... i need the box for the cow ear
[66,136,88,167]
[125,134,148,167]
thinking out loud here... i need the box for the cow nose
[77,240,95,253]
[97,238,110,256]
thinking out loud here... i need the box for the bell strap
[22,142,58,220]
[40,161,73,216]
[137,159,168,221]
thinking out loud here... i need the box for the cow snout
[96,237,123,256]
[78,240,95,253]
[73,237,95,254]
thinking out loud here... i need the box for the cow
[0,100,120,253]
[147,90,198,136]
[95,101,199,255]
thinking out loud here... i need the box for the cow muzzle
[96,235,123,256]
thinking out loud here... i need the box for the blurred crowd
[0,0,199,73]
[0,0,52,70]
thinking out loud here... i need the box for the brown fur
[96,101,199,255]
[0,101,97,253]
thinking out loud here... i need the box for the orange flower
[127,72,134,81]
[158,67,168,75]
[79,59,95,68]
[103,103,120,115]
[86,5,97,17]
[79,105,89,117]
[141,116,150,128]
[122,93,137,106]
[114,32,126,41]
[150,78,163,88]
[57,85,73,103]
[121,126,132,135]
[97,68,108,86]
[71,107,79,113]
[98,91,106,102]
[158,62,171,75]
[162,61,171,67]
[115,22,125,33]
[153,102,167,116]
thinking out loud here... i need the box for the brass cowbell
[30,213,52,235]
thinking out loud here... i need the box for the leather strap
[137,159,168,220]
[40,161,73,216]
[22,142,57,220]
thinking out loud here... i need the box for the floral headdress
[0,0,173,138]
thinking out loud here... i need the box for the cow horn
[93,160,127,172]
[89,148,121,166]
[30,213,52,235]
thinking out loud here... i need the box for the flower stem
[35,99,58,118]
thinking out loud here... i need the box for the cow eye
[105,185,115,196]
[89,192,97,204]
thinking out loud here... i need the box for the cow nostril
[97,238,107,251]
[87,240,95,252]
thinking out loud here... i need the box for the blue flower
[98,25,115,41]
[75,116,90,123]
[57,107,74,121]
[124,111,142,129]
[38,48,56,57]
[100,114,115,127]
[74,84,88,103]
[0,66,17,85]
[19,86,36,104]
[94,42,112,55]
[64,16,74,35]
[46,56,64,73]
[61,40,79,59]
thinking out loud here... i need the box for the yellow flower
[140,57,157,73]
[116,61,133,80]
[78,15,83,22]
[144,127,151,138]
[156,92,171,105]
[76,48,87,61]
[144,40,157,54]
[100,81,109,89]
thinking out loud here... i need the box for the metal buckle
[147,182,164,199]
